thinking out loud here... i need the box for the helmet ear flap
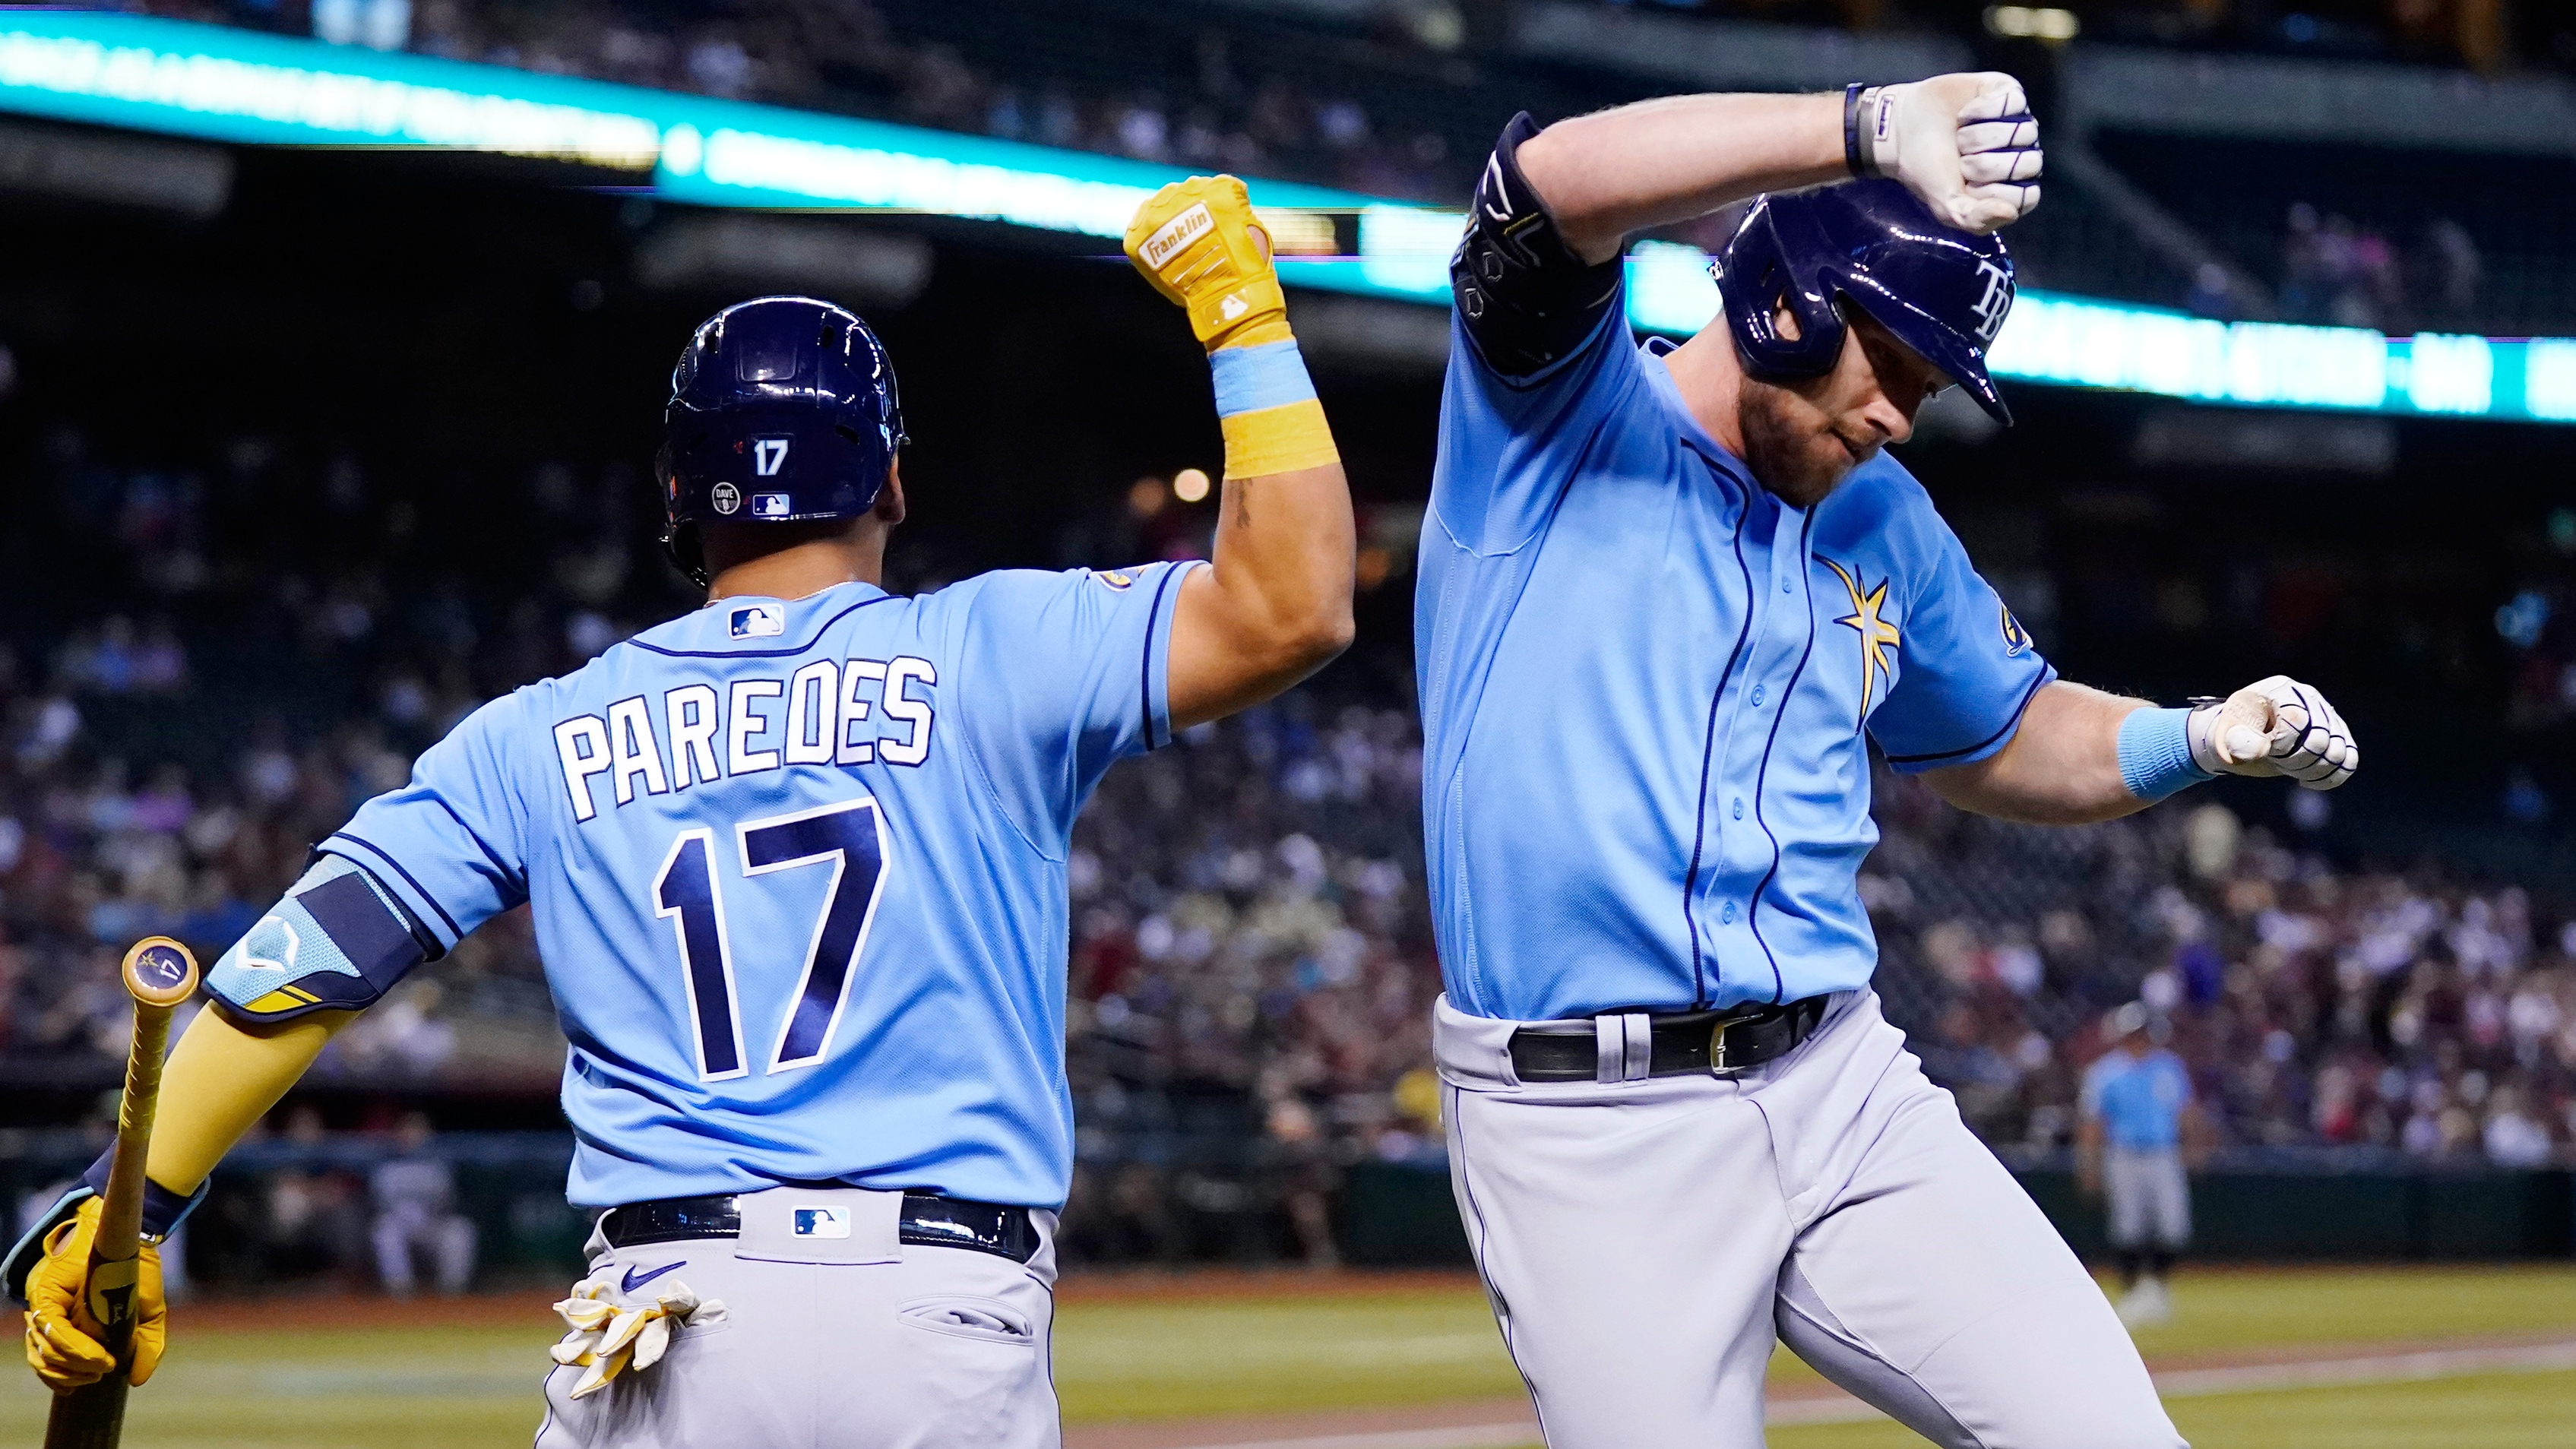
[661,520,708,589]
[1717,200,1843,381]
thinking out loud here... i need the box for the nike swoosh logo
[621,1261,685,1293]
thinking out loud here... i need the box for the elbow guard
[1451,112,1625,377]
[206,855,435,1021]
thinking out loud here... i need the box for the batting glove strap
[1844,84,1883,179]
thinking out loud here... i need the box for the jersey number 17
[651,796,889,1080]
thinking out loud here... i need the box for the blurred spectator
[264,1105,370,1286]
[369,1112,476,1298]
[131,0,1471,204]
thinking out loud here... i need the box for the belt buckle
[1707,1015,1736,1077]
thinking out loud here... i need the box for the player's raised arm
[1514,78,2043,266]
[1123,176,1356,729]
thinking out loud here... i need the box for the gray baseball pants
[2105,1147,2192,1250]
[533,1186,1060,1449]
[1437,991,2185,1449]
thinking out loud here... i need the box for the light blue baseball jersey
[2080,1049,2194,1150]
[1418,299,2053,1021]
[210,565,1198,1209]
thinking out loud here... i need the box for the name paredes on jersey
[552,656,936,823]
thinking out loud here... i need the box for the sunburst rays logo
[1822,558,1900,723]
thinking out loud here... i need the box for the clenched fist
[1122,174,1290,353]
[2189,675,2358,791]
[1849,73,2043,234]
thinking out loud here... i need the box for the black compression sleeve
[1450,112,1625,377]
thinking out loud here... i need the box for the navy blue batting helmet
[657,295,906,584]
[1712,179,2017,424]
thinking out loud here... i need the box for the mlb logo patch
[750,493,791,519]
[793,1206,851,1239]
[729,603,785,639]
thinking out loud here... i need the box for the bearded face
[1737,374,1881,510]
[1733,305,1948,509]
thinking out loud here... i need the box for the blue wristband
[1207,339,1317,418]
[2117,707,2214,803]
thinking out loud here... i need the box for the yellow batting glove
[22,1197,166,1391]
[1124,175,1293,353]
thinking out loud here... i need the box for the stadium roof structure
[2,10,2569,426]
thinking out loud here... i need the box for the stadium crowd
[3,431,2572,1191]
[132,0,1469,202]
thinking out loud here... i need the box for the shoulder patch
[1093,569,1136,591]
[1998,602,2031,657]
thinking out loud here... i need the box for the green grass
[2,1324,557,1449]
[2114,1264,2576,1359]
[4,1265,2571,1447]
[1767,1370,2576,1449]
[1055,1289,1524,1422]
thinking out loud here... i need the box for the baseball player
[1420,78,2356,1447]
[9,176,1353,1448]
[2079,1002,2209,1328]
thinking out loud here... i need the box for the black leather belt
[602,1191,1040,1264]
[1508,996,1832,1081]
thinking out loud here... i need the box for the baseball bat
[43,937,201,1449]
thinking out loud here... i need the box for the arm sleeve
[311,692,533,955]
[953,561,1200,852]
[1869,502,2056,774]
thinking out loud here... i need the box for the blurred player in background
[1418,75,2358,1448]
[369,1111,477,1299]
[10,176,1353,1449]
[2080,1002,2211,1328]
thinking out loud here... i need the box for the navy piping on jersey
[427,794,526,894]
[629,593,900,660]
[322,831,465,944]
[1679,449,1756,1011]
[1880,669,2052,766]
[1140,564,1187,751]
[1743,509,1823,1004]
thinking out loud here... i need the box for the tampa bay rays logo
[1967,258,2014,343]
[1822,558,1900,725]
[1999,601,2032,656]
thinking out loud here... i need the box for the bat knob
[122,937,201,1010]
